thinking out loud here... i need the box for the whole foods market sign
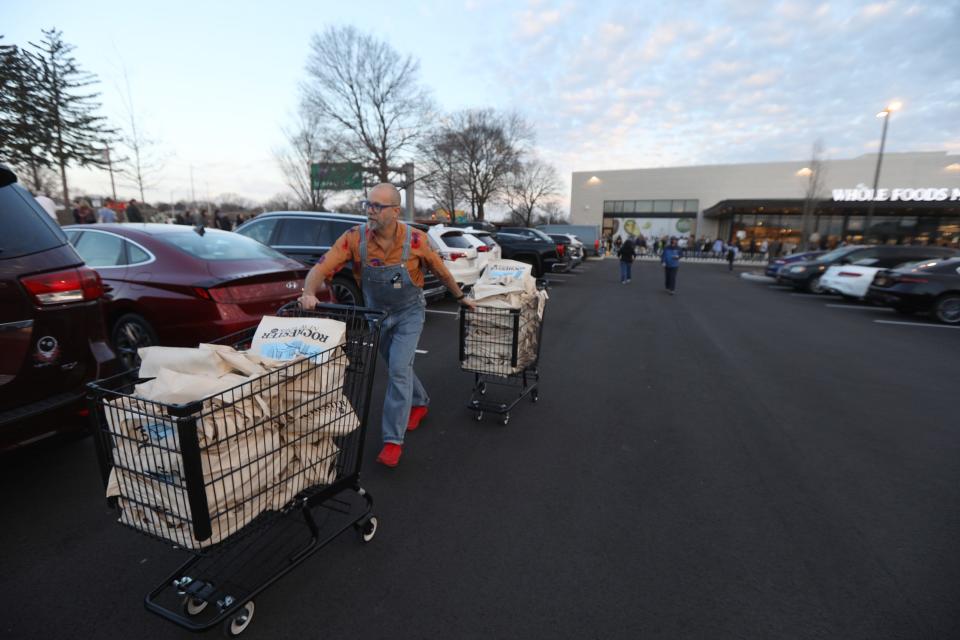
[833,186,960,202]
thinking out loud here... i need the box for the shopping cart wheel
[356,516,378,543]
[531,390,539,403]
[183,596,208,616]
[475,411,483,421]
[501,413,510,425]
[223,601,255,637]
[478,381,487,396]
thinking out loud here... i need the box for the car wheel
[331,277,362,307]
[933,294,960,325]
[112,313,158,371]
[807,276,824,294]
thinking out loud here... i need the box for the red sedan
[63,223,329,369]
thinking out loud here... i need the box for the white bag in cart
[250,315,346,362]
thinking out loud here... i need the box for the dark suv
[779,245,959,293]
[235,211,446,304]
[0,166,117,450]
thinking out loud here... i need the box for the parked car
[866,257,960,323]
[778,245,956,294]
[63,223,318,370]
[493,230,570,277]
[449,220,498,233]
[765,251,826,279]
[821,246,958,299]
[426,225,482,289]
[235,211,446,305]
[548,233,584,268]
[538,224,601,257]
[459,227,502,273]
[0,165,118,450]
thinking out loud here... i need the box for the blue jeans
[619,261,632,282]
[377,303,430,445]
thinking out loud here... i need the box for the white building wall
[570,152,960,238]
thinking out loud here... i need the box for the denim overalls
[358,224,430,445]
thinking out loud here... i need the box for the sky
[3,0,959,209]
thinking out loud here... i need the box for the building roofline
[572,151,956,177]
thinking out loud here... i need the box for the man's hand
[299,293,320,310]
[459,296,478,311]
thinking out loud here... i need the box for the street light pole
[865,101,901,241]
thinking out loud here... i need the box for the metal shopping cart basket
[87,302,385,636]
[458,287,546,425]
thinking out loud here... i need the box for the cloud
[861,1,896,18]
[742,70,780,87]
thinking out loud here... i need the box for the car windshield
[530,229,554,243]
[815,247,856,263]
[438,232,473,249]
[158,230,288,261]
[471,234,497,247]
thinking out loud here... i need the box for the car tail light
[204,279,305,303]
[556,244,565,257]
[20,267,103,305]
[896,276,929,284]
[446,252,467,261]
[837,271,863,277]
[476,245,490,252]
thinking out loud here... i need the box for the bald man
[300,184,476,467]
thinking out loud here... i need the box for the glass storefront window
[635,200,653,213]
[613,201,624,213]
[603,201,614,213]
[671,200,685,213]
[685,199,699,212]
[654,200,671,212]
[623,200,636,213]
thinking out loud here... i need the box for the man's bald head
[370,183,401,206]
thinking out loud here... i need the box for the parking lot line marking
[873,320,960,330]
[426,309,459,316]
[415,349,429,354]
[825,304,893,312]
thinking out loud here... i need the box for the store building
[570,151,960,250]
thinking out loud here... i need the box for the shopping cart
[458,291,546,425]
[87,302,385,636]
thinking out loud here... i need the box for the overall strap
[400,224,412,263]
[358,224,367,266]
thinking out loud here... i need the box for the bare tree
[274,108,335,210]
[800,139,826,250]
[116,68,165,202]
[538,200,569,225]
[417,128,463,223]
[442,109,530,221]
[504,157,561,227]
[301,26,432,182]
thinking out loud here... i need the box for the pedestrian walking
[661,237,682,294]
[726,242,738,271]
[712,238,724,259]
[760,239,769,259]
[97,200,117,223]
[125,199,144,223]
[618,237,636,283]
[300,183,477,468]
[614,236,623,256]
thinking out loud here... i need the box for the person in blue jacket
[661,237,682,294]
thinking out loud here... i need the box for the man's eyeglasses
[362,200,398,213]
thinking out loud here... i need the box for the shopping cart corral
[87,302,385,636]
[459,290,546,425]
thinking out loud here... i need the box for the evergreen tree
[28,28,116,205]
[0,36,53,192]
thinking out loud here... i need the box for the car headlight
[790,265,806,273]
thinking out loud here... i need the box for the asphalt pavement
[2,258,958,639]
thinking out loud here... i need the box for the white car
[427,225,482,288]
[459,227,502,273]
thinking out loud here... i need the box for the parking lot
[2,257,958,639]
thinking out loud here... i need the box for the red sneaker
[407,405,429,431]
[376,443,402,467]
